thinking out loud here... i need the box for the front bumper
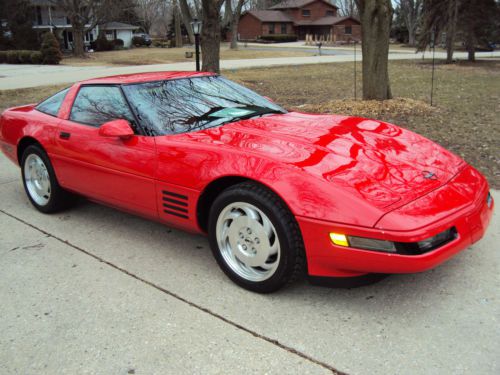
[298,167,494,278]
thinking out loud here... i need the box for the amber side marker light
[329,233,349,247]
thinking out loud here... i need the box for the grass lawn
[0,60,498,187]
[61,45,311,66]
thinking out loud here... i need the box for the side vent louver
[162,190,189,219]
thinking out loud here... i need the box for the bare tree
[173,0,183,46]
[151,1,173,36]
[179,0,195,43]
[394,0,422,46]
[460,0,497,61]
[354,0,393,100]
[419,0,460,63]
[336,0,358,16]
[135,0,165,34]
[50,0,117,57]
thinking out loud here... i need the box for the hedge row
[0,32,62,64]
[259,34,298,42]
[0,50,43,64]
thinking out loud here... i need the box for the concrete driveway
[0,154,499,375]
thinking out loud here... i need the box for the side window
[36,88,70,117]
[70,85,135,127]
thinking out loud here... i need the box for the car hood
[195,112,465,211]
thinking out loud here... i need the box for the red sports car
[0,71,494,293]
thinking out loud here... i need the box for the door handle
[59,132,71,140]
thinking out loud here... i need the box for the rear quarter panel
[0,105,60,165]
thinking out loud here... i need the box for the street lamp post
[190,19,202,72]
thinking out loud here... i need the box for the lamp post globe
[190,19,202,71]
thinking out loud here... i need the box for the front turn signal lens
[330,233,349,247]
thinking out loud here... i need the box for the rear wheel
[208,182,305,293]
[21,145,75,213]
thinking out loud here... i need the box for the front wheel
[21,145,75,213]
[208,182,305,293]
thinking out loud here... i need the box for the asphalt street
[1,50,499,90]
[0,154,499,374]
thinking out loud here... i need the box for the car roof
[79,71,216,85]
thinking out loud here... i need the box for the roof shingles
[247,10,293,22]
[269,0,338,10]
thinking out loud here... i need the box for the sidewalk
[1,51,499,90]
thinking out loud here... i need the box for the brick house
[238,0,361,42]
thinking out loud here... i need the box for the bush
[0,50,41,64]
[95,33,114,51]
[152,38,170,48]
[259,34,298,43]
[6,50,20,63]
[40,32,62,64]
[18,50,33,63]
[132,36,146,47]
[30,51,43,64]
[112,38,124,49]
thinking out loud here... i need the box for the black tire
[21,144,75,213]
[208,182,305,293]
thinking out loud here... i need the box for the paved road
[1,51,499,90]
[0,154,499,374]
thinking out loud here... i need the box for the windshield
[122,75,287,136]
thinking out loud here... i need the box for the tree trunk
[70,18,86,58]
[408,24,416,46]
[230,21,239,49]
[466,28,476,62]
[222,0,233,28]
[179,0,195,44]
[356,0,393,100]
[174,1,183,48]
[230,0,245,50]
[445,0,458,64]
[201,0,223,72]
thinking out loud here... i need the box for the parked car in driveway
[0,72,494,293]
[132,32,152,46]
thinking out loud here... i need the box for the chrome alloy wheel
[24,154,51,206]
[216,202,281,282]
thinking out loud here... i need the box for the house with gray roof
[31,0,139,50]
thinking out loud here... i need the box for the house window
[345,26,352,35]
[269,23,275,34]
[105,30,114,40]
[281,23,287,34]
[326,10,335,16]
[302,9,311,17]
[35,6,42,25]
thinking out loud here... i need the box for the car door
[52,84,158,218]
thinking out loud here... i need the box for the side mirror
[99,119,134,139]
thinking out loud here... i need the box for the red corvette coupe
[0,71,494,293]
